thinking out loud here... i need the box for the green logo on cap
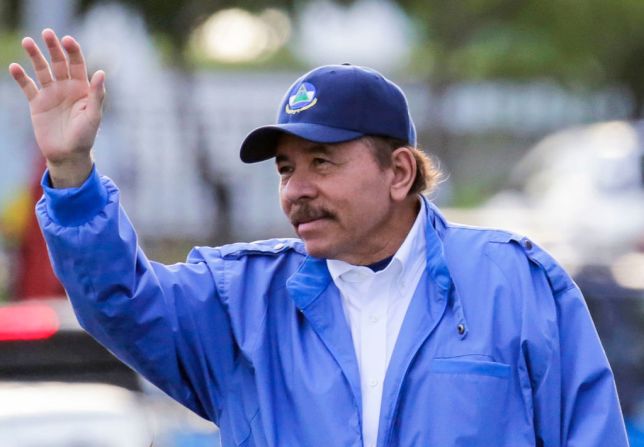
[286,82,318,114]
[292,85,311,105]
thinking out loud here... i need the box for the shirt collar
[327,197,427,284]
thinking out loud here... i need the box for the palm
[30,78,97,161]
[9,30,105,164]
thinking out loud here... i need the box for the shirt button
[368,314,379,324]
[273,243,285,250]
[524,240,533,250]
[369,379,378,388]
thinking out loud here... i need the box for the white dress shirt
[327,198,427,447]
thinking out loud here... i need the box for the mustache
[289,203,334,226]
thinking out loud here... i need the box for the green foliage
[0,0,21,32]
[0,31,23,72]
[0,0,21,74]
[401,0,644,114]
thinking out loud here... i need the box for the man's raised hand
[8,29,105,188]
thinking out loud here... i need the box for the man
[10,29,628,446]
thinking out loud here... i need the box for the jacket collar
[285,257,363,409]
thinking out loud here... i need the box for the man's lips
[294,216,331,231]
[295,216,326,227]
[289,205,334,229]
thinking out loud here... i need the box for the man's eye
[312,158,330,167]
[277,165,292,175]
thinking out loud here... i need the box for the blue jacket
[37,168,628,447]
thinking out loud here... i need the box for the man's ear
[389,147,416,202]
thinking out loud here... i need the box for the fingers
[8,63,38,101]
[11,29,95,102]
[87,70,106,125]
[22,36,54,88]
[42,29,69,81]
[61,36,88,81]
[20,29,90,88]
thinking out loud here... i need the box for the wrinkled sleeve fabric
[36,167,233,423]
[514,241,629,446]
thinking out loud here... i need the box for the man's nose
[282,170,318,203]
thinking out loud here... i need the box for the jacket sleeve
[515,238,629,446]
[35,167,233,423]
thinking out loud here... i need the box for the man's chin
[300,238,334,259]
[294,219,342,258]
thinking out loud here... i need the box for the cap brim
[239,123,364,163]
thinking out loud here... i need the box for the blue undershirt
[366,256,393,272]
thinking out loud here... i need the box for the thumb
[87,70,106,126]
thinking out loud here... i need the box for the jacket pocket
[431,358,511,379]
[422,358,513,445]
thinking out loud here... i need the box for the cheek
[349,184,391,222]
[335,194,380,228]
[278,184,289,213]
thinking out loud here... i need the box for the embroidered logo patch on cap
[286,82,317,114]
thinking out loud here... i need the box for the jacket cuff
[41,165,109,226]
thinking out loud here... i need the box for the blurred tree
[0,0,20,30]
[397,0,644,117]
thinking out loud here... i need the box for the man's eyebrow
[275,144,334,163]
[305,144,332,154]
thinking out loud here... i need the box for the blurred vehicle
[0,298,139,388]
[481,120,644,273]
[0,381,151,447]
[0,298,220,447]
[0,299,151,447]
[445,119,644,445]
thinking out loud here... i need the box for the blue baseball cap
[239,64,417,163]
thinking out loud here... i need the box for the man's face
[276,134,397,264]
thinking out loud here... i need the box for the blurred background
[0,0,643,445]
